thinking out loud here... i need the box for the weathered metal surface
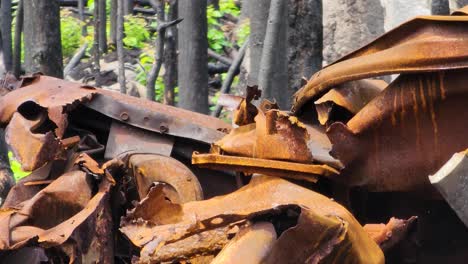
[314,79,386,125]
[105,120,175,159]
[192,153,339,183]
[86,90,230,144]
[327,70,468,192]
[128,154,203,201]
[121,175,384,263]
[5,112,63,171]
[0,75,96,124]
[430,149,468,227]
[211,222,277,264]
[293,15,468,113]
[363,216,417,252]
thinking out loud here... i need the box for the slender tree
[245,0,270,86]
[99,0,108,53]
[78,0,87,36]
[123,0,134,15]
[13,0,24,78]
[258,0,288,108]
[117,0,127,93]
[163,0,178,105]
[1,0,13,72]
[24,0,63,78]
[110,0,118,44]
[177,0,209,113]
[93,0,101,74]
[146,0,165,101]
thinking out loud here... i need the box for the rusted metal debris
[1,7,468,264]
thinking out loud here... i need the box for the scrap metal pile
[1,7,468,264]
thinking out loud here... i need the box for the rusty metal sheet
[86,90,230,144]
[216,110,313,163]
[363,217,417,252]
[128,154,203,201]
[292,15,468,113]
[5,112,64,171]
[120,175,384,263]
[315,79,386,125]
[211,222,277,264]
[0,75,96,124]
[326,70,468,192]
[105,120,175,159]
[192,153,338,183]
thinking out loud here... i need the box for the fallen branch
[208,49,233,65]
[64,43,88,77]
[212,38,249,117]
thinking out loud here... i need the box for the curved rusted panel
[292,15,468,113]
[327,70,468,192]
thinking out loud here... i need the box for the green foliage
[8,151,31,182]
[207,0,241,52]
[123,16,151,49]
[61,12,83,58]
[135,52,166,102]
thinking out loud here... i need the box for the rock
[323,0,385,64]
[381,0,431,32]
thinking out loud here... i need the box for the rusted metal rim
[292,16,468,114]
[192,153,339,183]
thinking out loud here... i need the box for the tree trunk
[1,0,13,72]
[287,0,322,108]
[93,0,101,73]
[163,0,177,105]
[146,0,164,101]
[13,0,24,78]
[432,0,450,14]
[78,0,87,36]
[24,0,63,78]
[177,0,208,114]
[0,128,14,202]
[99,0,108,53]
[258,0,288,108]
[117,0,127,93]
[124,0,134,15]
[245,0,270,86]
[110,0,117,44]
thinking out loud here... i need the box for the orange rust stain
[419,77,427,111]
[391,91,398,126]
[399,83,406,130]
[426,75,439,150]
[411,86,421,149]
[439,71,446,100]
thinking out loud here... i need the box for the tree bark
[93,0,101,74]
[432,0,450,14]
[177,0,209,114]
[287,0,322,108]
[99,0,108,53]
[78,0,87,36]
[110,0,118,44]
[245,0,270,86]
[124,0,134,15]
[163,0,178,105]
[146,0,165,101]
[24,0,63,78]
[258,0,288,108]
[1,0,13,72]
[13,0,24,78]
[117,0,127,93]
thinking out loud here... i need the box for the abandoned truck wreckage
[1,8,468,264]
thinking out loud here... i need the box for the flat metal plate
[105,121,174,159]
